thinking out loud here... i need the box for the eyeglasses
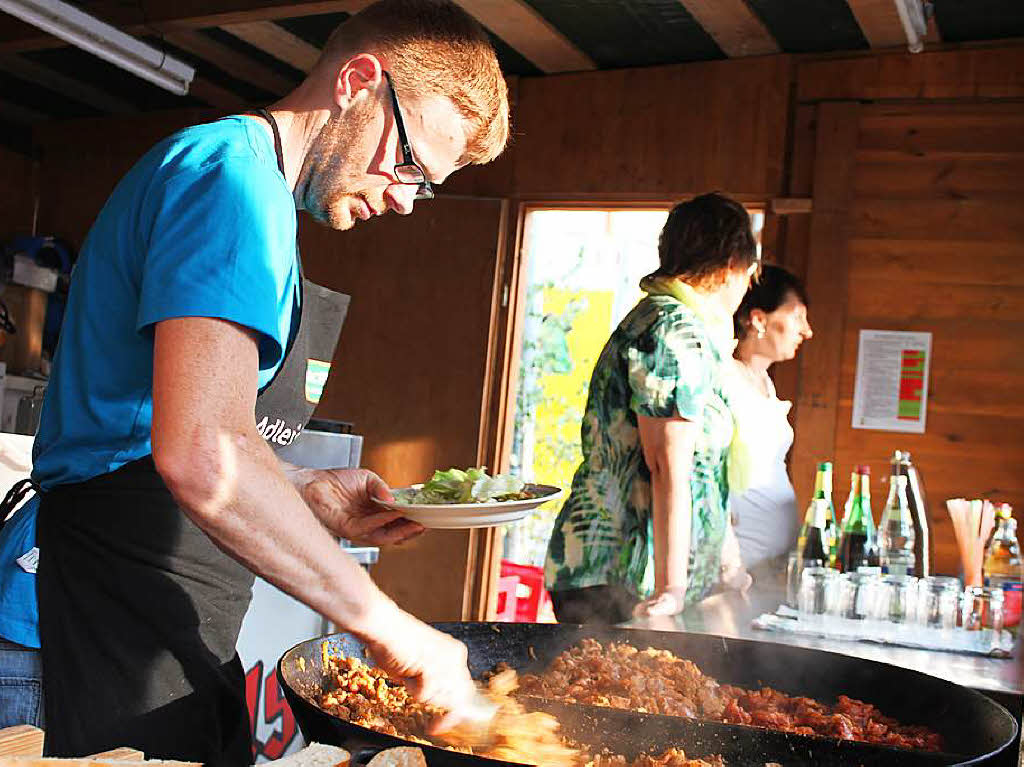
[383,71,435,201]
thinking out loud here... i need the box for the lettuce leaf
[397,467,526,504]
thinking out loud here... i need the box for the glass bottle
[878,474,916,576]
[983,503,1022,629]
[892,450,931,577]
[838,465,878,572]
[797,461,830,564]
[814,461,839,566]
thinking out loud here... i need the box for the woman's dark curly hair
[733,263,808,340]
[649,192,758,287]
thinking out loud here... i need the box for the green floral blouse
[544,295,733,606]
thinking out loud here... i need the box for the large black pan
[278,622,1018,767]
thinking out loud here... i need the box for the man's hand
[297,468,424,546]
[360,601,479,725]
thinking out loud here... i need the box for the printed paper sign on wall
[852,330,932,434]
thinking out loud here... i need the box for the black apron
[34,109,349,765]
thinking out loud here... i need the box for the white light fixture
[0,0,195,95]
[893,0,929,54]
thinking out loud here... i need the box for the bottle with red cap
[837,465,879,572]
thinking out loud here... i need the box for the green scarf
[639,275,737,359]
[640,275,752,494]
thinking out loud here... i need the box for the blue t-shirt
[0,116,300,648]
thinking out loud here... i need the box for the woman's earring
[757,327,766,339]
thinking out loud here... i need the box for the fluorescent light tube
[0,0,195,94]
[893,0,927,54]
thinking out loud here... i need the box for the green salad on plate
[394,467,532,505]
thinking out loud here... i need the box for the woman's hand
[720,519,752,593]
[296,467,424,546]
[720,561,753,593]
[633,586,688,617]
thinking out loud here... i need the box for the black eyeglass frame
[383,71,435,201]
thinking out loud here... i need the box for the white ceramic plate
[374,484,564,529]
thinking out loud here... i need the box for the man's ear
[332,53,385,111]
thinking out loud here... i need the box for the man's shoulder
[149,117,281,188]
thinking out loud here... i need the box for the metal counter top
[626,581,1024,698]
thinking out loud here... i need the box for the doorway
[494,205,763,620]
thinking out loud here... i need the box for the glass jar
[786,552,824,608]
[798,566,839,621]
[833,570,880,621]
[915,576,961,630]
[963,586,1004,633]
[868,574,918,625]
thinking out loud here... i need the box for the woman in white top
[727,265,813,573]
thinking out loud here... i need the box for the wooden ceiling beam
[162,24,298,96]
[220,21,322,73]
[0,1,372,51]
[846,0,910,48]
[676,0,779,57]
[450,0,595,73]
[0,54,136,114]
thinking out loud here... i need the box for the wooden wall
[448,56,793,200]
[786,48,1024,575]
[0,145,33,238]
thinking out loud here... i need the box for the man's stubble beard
[300,100,376,231]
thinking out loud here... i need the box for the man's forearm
[279,457,317,488]
[165,430,393,639]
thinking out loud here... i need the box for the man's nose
[384,184,416,215]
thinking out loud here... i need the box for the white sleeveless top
[725,359,799,569]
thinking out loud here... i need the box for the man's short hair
[318,0,510,165]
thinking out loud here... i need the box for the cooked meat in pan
[315,649,726,767]
[514,639,942,752]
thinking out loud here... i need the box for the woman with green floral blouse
[544,193,758,623]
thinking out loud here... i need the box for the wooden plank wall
[788,102,860,512]
[508,56,792,199]
[792,49,1024,575]
[0,145,33,237]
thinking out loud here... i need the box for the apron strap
[251,107,285,176]
[247,107,305,283]
[0,478,39,533]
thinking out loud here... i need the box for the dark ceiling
[0,0,1022,154]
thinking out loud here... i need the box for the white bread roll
[261,743,350,767]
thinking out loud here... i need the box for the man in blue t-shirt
[0,0,509,761]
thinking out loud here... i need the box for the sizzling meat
[516,639,943,752]
[315,648,726,767]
